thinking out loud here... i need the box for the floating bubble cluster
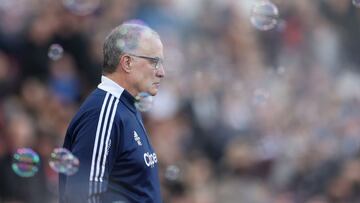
[135,92,154,112]
[48,44,64,61]
[250,1,279,31]
[12,148,40,178]
[49,148,79,176]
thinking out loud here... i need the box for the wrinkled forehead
[137,30,163,55]
[113,23,162,55]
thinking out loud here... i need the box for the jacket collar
[97,75,136,112]
[98,75,124,99]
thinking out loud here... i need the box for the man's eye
[150,59,158,64]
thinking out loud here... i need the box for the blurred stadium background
[0,0,360,202]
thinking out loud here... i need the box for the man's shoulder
[80,88,130,119]
[82,88,107,105]
[80,88,122,110]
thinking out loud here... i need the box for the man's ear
[120,55,132,73]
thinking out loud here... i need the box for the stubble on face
[134,33,164,96]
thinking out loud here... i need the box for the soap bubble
[62,0,101,16]
[49,148,79,176]
[253,88,270,106]
[135,92,153,112]
[165,165,180,181]
[48,44,64,61]
[250,1,279,31]
[353,0,360,8]
[276,66,286,75]
[12,148,40,178]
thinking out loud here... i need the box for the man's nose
[156,65,165,78]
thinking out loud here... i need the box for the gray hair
[102,22,159,74]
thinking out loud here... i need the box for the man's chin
[148,88,158,96]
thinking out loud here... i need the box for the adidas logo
[134,131,142,146]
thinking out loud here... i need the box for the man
[59,21,165,203]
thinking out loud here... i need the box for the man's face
[131,33,165,96]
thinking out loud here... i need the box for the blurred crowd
[0,0,360,202]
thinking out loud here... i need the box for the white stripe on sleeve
[94,95,115,181]
[90,93,110,181]
[100,98,119,182]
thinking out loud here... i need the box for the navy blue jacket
[59,76,162,203]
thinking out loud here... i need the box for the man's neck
[104,74,138,97]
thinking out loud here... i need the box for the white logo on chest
[144,152,158,168]
[133,131,142,146]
